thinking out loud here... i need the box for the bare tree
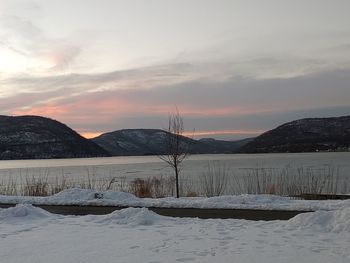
[159,109,189,198]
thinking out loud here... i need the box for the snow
[0,204,53,223]
[1,189,350,262]
[0,203,349,263]
[1,188,350,211]
[286,207,350,233]
[87,207,171,226]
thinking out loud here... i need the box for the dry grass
[201,161,229,197]
[129,176,175,198]
[228,164,348,196]
[0,164,348,197]
[0,176,19,196]
[0,168,129,197]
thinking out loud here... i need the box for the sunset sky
[1,0,350,139]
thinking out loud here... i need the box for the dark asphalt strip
[0,203,312,220]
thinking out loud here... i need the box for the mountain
[92,129,210,155]
[240,116,350,153]
[198,137,254,152]
[0,115,109,160]
[92,129,252,156]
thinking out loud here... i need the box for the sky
[0,0,350,140]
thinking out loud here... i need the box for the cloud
[0,15,81,74]
[0,63,197,99]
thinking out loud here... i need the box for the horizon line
[80,129,264,140]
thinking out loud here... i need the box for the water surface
[0,152,349,181]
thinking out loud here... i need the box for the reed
[0,164,348,197]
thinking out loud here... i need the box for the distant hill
[198,137,254,152]
[0,115,109,160]
[92,129,252,156]
[240,116,350,153]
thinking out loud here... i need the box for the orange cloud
[12,95,136,122]
[12,102,69,116]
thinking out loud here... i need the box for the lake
[1,152,349,195]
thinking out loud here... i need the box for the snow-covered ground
[0,203,349,263]
[1,189,350,262]
[1,188,350,211]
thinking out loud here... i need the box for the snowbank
[0,204,349,262]
[285,207,350,233]
[46,188,140,205]
[0,204,52,223]
[1,188,350,211]
[87,207,170,226]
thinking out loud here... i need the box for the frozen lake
[0,152,349,194]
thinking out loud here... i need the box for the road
[0,203,312,221]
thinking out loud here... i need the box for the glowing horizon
[79,129,264,140]
[80,132,103,139]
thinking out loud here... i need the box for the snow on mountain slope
[241,115,350,153]
[92,129,250,155]
[0,115,109,159]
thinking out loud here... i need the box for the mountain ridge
[1,114,349,159]
[240,115,350,153]
[91,129,250,156]
[0,115,109,160]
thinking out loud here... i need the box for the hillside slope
[240,116,350,153]
[0,115,109,159]
[92,129,251,155]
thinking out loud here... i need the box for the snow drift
[286,207,350,233]
[1,188,350,211]
[0,204,52,223]
[87,207,170,226]
[49,188,140,204]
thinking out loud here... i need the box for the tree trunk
[175,164,179,198]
